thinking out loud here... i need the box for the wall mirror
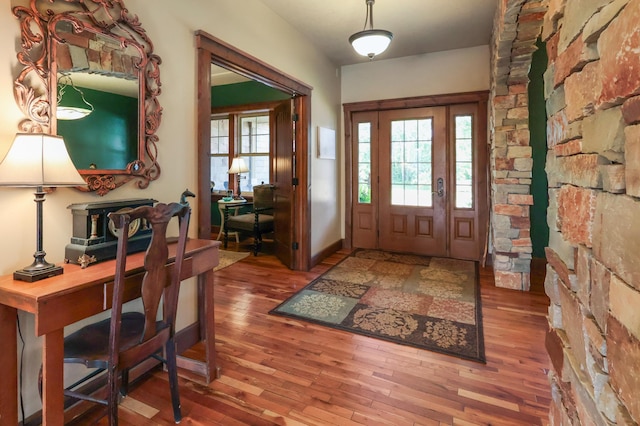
[13,0,162,195]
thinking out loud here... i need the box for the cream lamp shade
[227,157,250,174]
[0,133,86,187]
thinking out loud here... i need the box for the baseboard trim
[310,239,344,268]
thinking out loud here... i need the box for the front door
[351,102,487,260]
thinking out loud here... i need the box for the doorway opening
[196,31,312,270]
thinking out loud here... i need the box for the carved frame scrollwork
[12,0,162,196]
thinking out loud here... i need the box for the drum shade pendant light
[349,0,393,59]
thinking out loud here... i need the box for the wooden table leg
[200,268,218,381]
[0,305,18,425]
[42,329,65,425]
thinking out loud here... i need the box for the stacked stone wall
[490,0,546,291]
[491,0,640,423]
[542,0,640,423]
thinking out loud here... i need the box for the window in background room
[210,112,271,194]
[210,117,230,192]
[239,114,270,192]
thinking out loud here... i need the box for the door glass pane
[455,115,473,208]
[390,118,432,207]
[358,122,371,204]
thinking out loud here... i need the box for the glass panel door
[378,107,447,256]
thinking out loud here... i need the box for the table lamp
[0,133,86,282]
[227,157,249,199]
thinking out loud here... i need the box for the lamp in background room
[349,0,393,60]
[57,73,94,120]
[227,157,249,200]
[0,133,86,282]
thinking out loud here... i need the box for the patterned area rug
[270,249,485,363]
[214,250,250,271]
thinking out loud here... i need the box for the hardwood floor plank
[77,247,551,425]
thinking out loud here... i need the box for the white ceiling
[259,0,498,66]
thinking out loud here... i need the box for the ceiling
[259,0,498,66]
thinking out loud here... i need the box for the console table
[0,238,220,425]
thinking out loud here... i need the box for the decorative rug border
[269,249,486,363]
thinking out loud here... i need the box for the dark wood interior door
[272,99,294,267]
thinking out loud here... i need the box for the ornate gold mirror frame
[13,0,162,195]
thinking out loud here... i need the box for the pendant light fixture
[57,73,94,120]
[349,0,393,60]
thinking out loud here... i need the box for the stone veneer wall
[542,0,640,423]
[490,0,546,291]
[491,0,640,423]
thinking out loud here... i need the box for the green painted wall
[58,86,137,170]
[211,81,289,108]
[528,39,549,258]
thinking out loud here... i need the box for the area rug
[270,249,485,363]
[214,250,250,271]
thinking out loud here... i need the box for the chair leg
[253,230,262,256]
[120,368,129,397]
[107,368,119,425]
[38,365,43,400]
[166,340,182,423]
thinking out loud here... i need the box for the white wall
[341,45,490,103]
[2,0,341,419]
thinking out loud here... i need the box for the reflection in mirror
[57,73,94,120]
[57,72,138,170]
[13,0,162,195]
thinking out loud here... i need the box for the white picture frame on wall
[317,126,336,160]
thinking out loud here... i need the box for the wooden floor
[97,243,552,425]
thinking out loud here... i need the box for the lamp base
[14,265,63,282]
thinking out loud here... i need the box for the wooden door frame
[343,91,489,251]
[196,30,312,270]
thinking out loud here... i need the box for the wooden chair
[46,202,191,425]
[223,184,275,255]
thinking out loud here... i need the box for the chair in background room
[45,202,191,425]
[224,184,275,255]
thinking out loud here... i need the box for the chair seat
[64,312,166,367]
[227,213,274,232]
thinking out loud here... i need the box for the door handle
[433,177,444,197]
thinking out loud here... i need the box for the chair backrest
[107,202,191,364]
[253,184,275,211]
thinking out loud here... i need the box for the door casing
[196,31,312,270]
